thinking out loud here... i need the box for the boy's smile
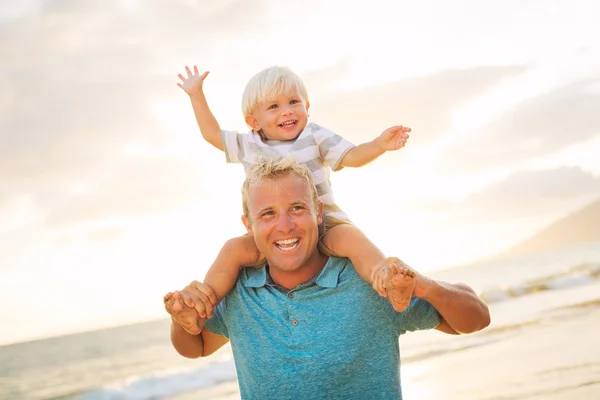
[245,88,310,141]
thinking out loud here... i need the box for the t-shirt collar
[242,257,341,289]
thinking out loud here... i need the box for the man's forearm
[170,319,205,358]
[419,279,490,334]
[340,141,385,168]
[190,92,223,151]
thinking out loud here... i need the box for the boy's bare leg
[323,224,415,312]
[203,235,263,304]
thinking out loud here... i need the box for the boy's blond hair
[241,155,318,220]
[241,66,309,120]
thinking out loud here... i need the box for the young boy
[174,65,415,320]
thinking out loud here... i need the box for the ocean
[2,242,600,400]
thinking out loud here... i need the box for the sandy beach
[401,295,600,399]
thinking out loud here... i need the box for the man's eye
[261,211,275,217]
[291,205,304,212]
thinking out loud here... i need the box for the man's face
[242,174,323,274]
[245,87,310,141]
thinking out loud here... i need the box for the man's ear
[242,215,253,234]
[316,201,324,225]
[245,114,261,131]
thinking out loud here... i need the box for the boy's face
[246,87,310,141]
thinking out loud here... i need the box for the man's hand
[177,66,209,97]
[374,125,411,151]
[164,281,218,335]
[380,256,436,299]
[382,257,491,334]
[375,257,416,312]
[164,291,205,335]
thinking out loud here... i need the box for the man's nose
[276,213,295,231]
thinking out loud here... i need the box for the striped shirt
[221,122,356,222]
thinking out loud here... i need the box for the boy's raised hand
[375,125,411,151]
[177,65,209,97]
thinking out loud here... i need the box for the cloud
[41,156,207,228]
[420,166,600,223]
[437,77,600,172]
[310,65,528,147]
[0,0,284,237]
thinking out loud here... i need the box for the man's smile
[274,237,300,252]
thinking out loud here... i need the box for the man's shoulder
[325,256,356,276]
[327,256,376,292]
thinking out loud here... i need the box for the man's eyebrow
[256,201,308,215]
[290,201,309,207]
[256,206,274,215]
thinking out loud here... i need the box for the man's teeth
[276,238,298,245]
[275,238,299,251]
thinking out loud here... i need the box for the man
[164,156,490,399]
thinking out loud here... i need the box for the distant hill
[496,198,600,259]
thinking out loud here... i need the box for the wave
[479,263,600,304]
[75,359,236,400]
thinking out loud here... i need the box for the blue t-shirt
[205,256,441,400]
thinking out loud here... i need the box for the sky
[1,0,599,346]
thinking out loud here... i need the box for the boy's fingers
[200,71,210,80]
[193,65,199,75]
[185,66,191,76]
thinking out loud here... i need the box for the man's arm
[170,318,229,358]
[165,284,229,358]
[177,66,224,151]
[421,280,491,335]
[340,125,410,168]
[385,257,490,334]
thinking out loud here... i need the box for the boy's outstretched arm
[340,125,410,168]
[177,66,224,151]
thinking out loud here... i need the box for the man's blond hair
[242,155,318,220]
[241,66,309,121]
